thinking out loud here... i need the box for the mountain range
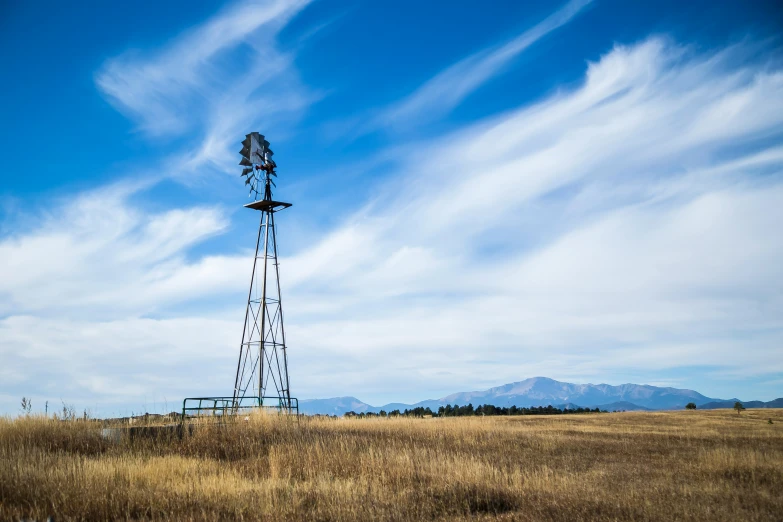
[299,377,781,416]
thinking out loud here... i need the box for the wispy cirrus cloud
[328,0,593,141]
[281,38,783,402]
[380,0,593,129]
[0,183,244,319]
[96,0,311,138]
[96,0,319,188]
[0,180,248,415]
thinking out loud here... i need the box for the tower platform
[244,199,292,212]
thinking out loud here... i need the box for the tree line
[344,403,606,418]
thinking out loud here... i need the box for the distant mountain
[421,377,714,410]
[698,398,783,410]
[298,377,774,416]
[298,397,372,416]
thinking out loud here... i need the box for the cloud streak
[281,38,783,401]
[0,183,249,319]
[326,0,592,142]
[381,0,593,129]
[96,0,311,138]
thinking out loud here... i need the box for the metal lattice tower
[232,132,294,413]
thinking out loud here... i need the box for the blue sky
[1,0,782,416]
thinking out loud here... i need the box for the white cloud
[0,314,237,416]
[4,23,783,413]
[280,38,783,402]
[95,0,317,185]
[330,0,592,140]
[0,183,244,318]
[381,0,593,128]
[96,0,310,137]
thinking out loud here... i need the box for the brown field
[1,409,782,521]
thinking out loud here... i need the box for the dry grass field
[1,409,781,521]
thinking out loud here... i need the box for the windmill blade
[239,135,252,159]
[250,133,263,155]
[241,167,253,176]
[244,176,253,186]
[240,157,253,167]
[252,134,269,164]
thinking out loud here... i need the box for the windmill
[181,133,297,420]
[233,132,295,413]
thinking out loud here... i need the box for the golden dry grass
[1,409,782,521]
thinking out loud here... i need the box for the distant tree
[379,410,387,417]
[402,406,434,417]
[20,397,31,415]
[734,401,745,415]
[685,402,697,410]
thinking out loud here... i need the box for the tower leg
[258,209,270,402]
[270,211,292,411]
[233,212,265,406]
